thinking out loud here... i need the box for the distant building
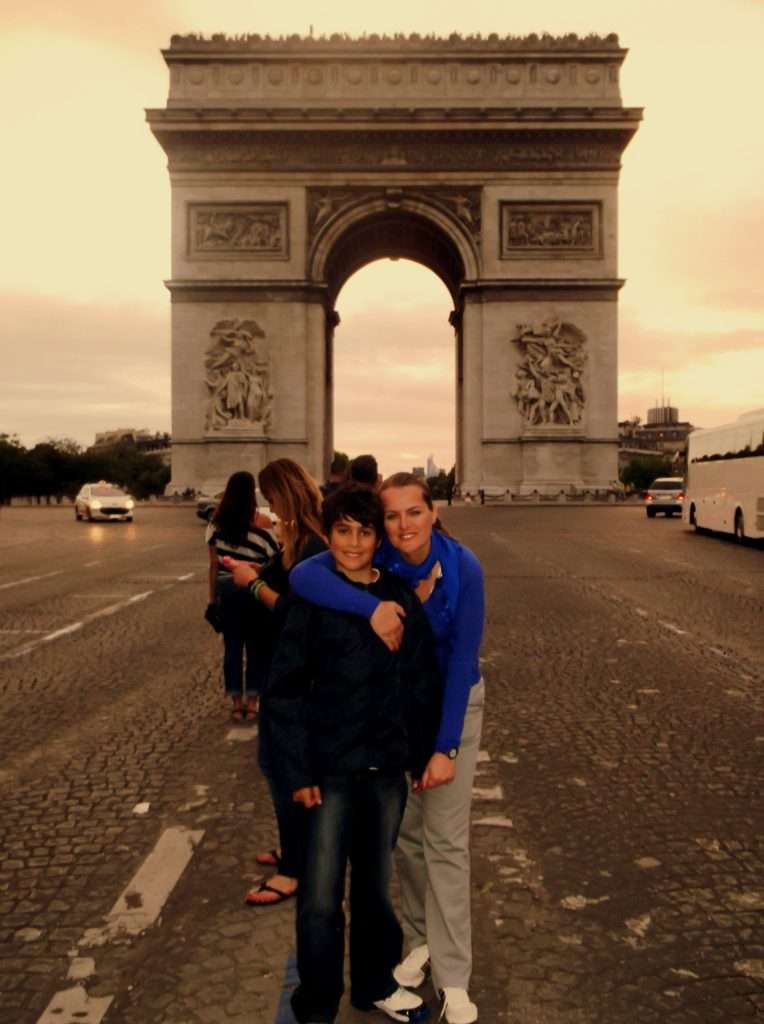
[90,428,172,465]
[618,403,696,472]
[425,454,439,478]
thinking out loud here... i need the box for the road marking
[80,826,203,946]
[659,621,690,636]
[37,828,202,1024]
[473,785,504,800]
[1,592,153,660]
[177,572,195,581]
[84,560,101,567]
[42,622,84,643]
[0,629,47,634]
[474,816,514,828]
[143,543,167,553]
[227,726,258,742]
[36,985,113,1024]
[0,570,63,591]
[87,592,153,621]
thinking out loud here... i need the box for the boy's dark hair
[349,453,379,487]
[322,482,384,539]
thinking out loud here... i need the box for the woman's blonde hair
[258,459,324,568]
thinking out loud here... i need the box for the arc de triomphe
[147,33,641,495]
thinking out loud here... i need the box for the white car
[645,477,685,518]
[75,483,135,522]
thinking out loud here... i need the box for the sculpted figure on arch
[204,319,273,434]
[511,315,587,427]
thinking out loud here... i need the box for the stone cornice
[147,106,642,126]
[165,32,624,54]
[463,279,625,302]
[166,279,329,304]
[151,127,636,173]
[159,37,629,109]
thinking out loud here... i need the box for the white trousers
[396,679,485,992]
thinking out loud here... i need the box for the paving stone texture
[0,506,763,1023]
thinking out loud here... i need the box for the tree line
[0,434,171,504]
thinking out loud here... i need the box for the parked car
[196,491,224,522]
[645,476,685,518]
[75,482,135,522]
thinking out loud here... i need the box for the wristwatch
[445,747,459,761]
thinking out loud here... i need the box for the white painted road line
[41,622,84,643]
[80,826,204,946]
[36,984,113,1024]
[659,621,690,636]
[0,570,63,591]
[1,592,154,661]
[177,572,195,581]
[84,560,101,567]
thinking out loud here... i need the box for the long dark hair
[258,459,324,569]
[212,471,257,544]
[379,472,452,537]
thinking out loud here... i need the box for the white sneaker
[393,943,430,988]
[439,987,478,1024]
[373,985,429,1022]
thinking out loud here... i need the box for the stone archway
[147,32,641,494]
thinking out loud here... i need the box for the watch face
[448,747,459,760]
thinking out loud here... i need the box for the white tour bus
[684,409,764,541]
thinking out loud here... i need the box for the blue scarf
[379,529,462,622]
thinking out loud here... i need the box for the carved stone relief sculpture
[511,316,587,428]
[501,202,600,258]
[189,203,288,258]
[204,319,273,435]
[306,185,482,248]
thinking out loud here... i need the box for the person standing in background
[205,471,278,721]
[223,458,326,907]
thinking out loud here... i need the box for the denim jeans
[257,702,305,880]
[217,576,258,696]
[290,771,407,1024]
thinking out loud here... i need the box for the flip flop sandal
[255,849,282,868]
[244,880,295,906]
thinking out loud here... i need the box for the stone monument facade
[147,32,641,494]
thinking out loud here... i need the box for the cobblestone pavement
[1,506,763,1023]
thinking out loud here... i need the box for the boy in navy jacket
[267,484,440,1024]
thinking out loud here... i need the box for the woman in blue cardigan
[291,472,485,1024]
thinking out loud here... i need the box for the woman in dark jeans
[206,471,278,721]
[224,458,325,906]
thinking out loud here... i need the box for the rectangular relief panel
[500,201,601,259]
[188,202,289,260]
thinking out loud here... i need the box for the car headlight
[126,499,134,508]
[91,501,102,509]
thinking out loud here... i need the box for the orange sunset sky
[2,0,762,477]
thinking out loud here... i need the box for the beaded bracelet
[250,579,267,602]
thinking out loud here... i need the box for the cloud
[334,302,456,475]
[620,316,763,372]
[0,291,170,448]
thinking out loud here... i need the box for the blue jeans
[290,771,407,1024]
[257,702,305,880]
[218,576,258,696]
